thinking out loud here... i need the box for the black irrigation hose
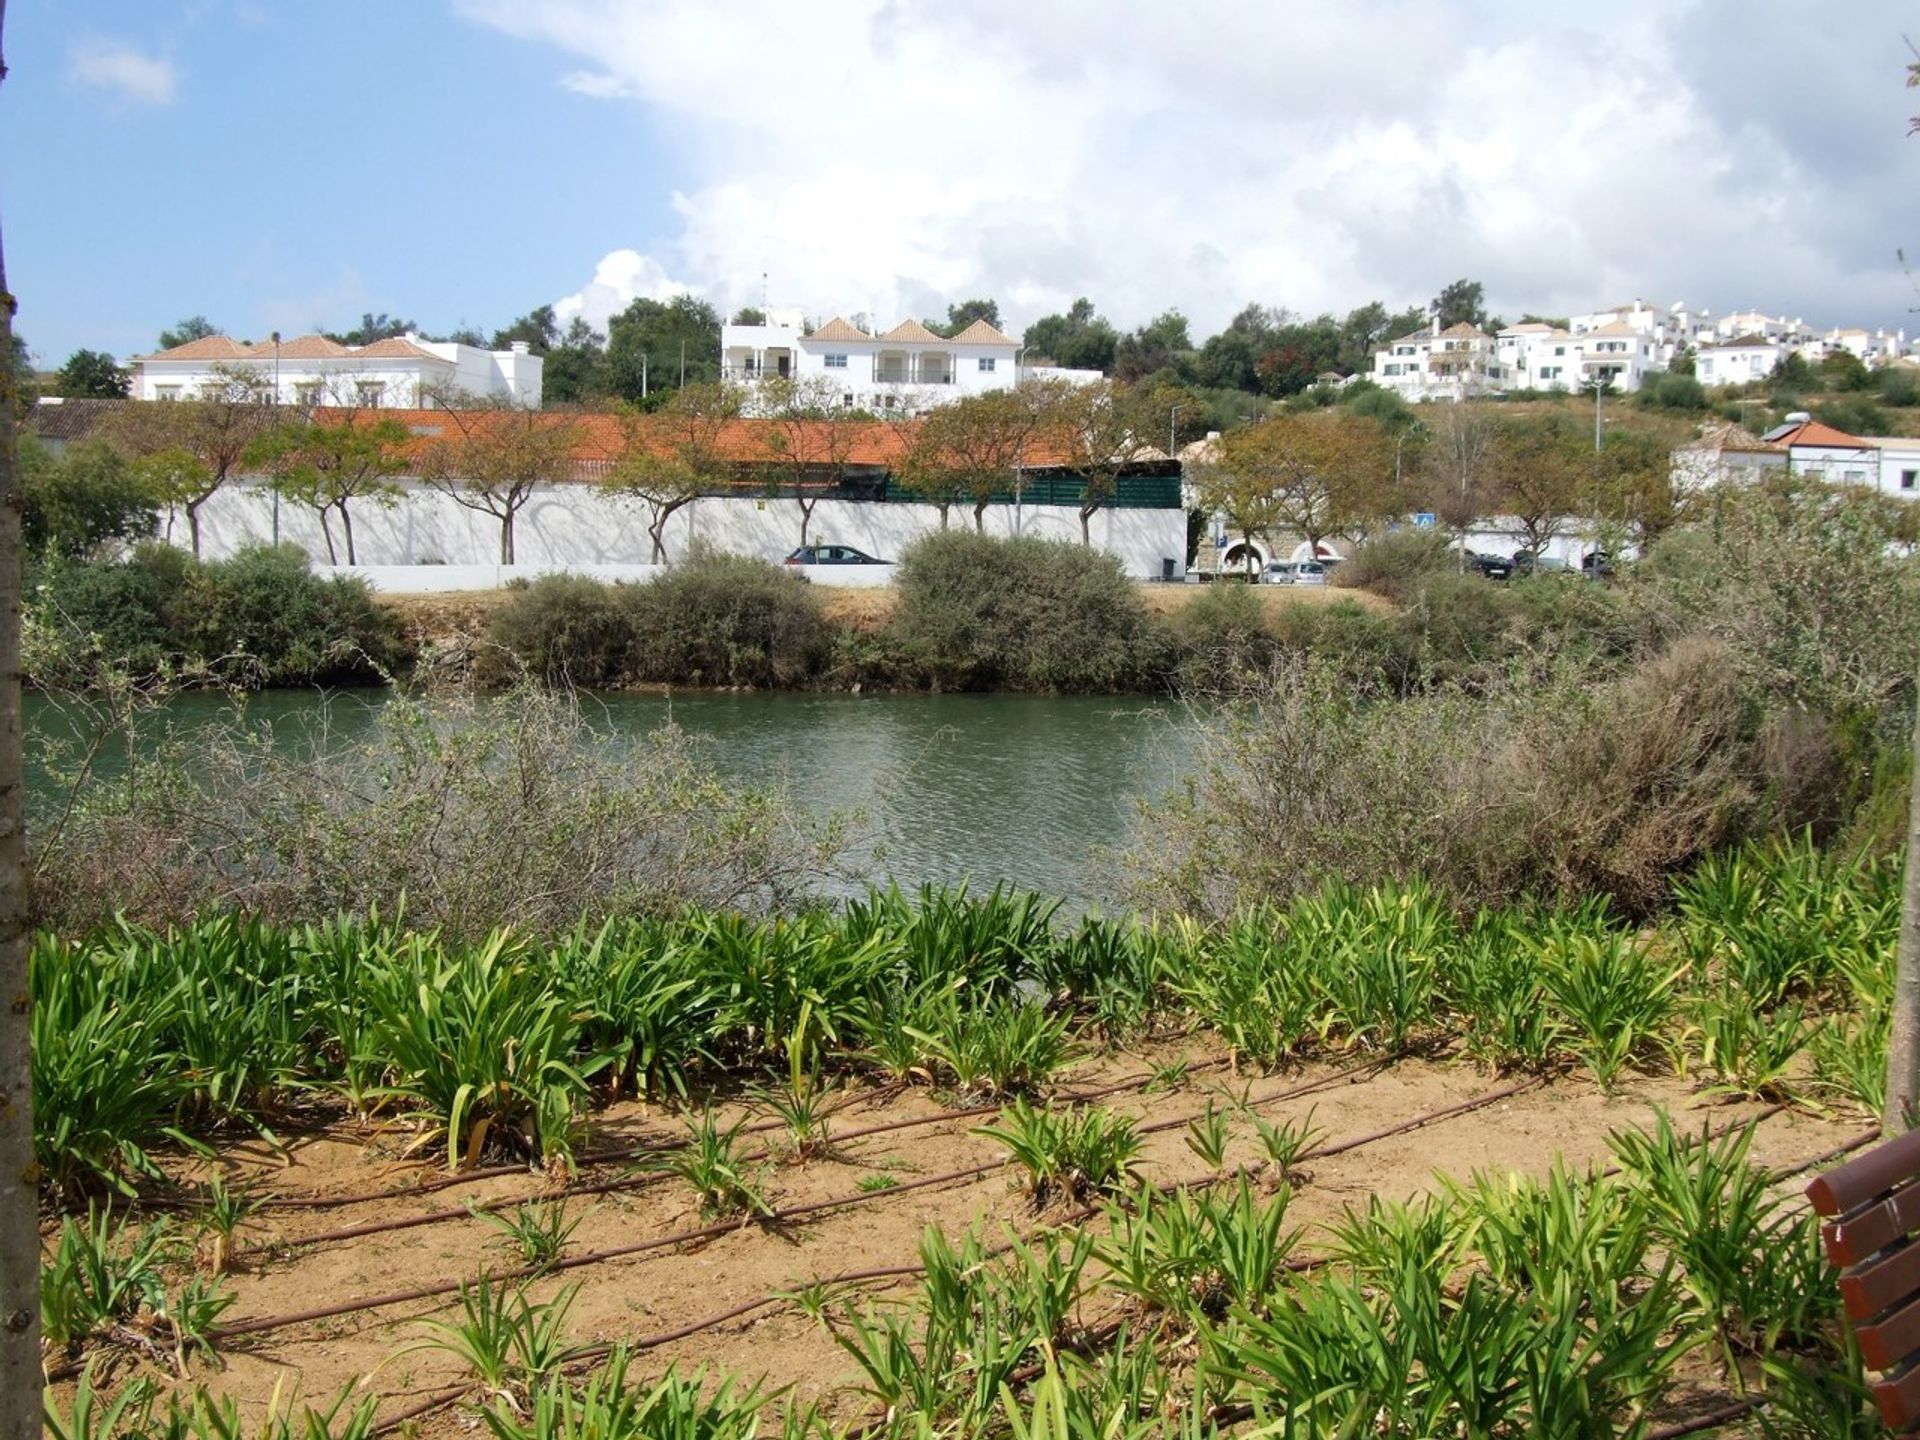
[231,1056,1343,1262]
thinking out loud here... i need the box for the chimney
[1430,314,1441,337]
[510,341,531,356]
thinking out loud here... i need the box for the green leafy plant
[406,1278,588,1398]
[1248,1104,1325,1186]
[1540,928,1680,1089]
[1184,1097,1231,1171]
[663,1110,772,1222]
[975,1100,1142,1208]
[472,1198,590,1273]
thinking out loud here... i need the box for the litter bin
[1160,557,1177,583]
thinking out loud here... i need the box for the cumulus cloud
[458,1,1920,335]
[552,248,693,331]
[68,39,178,106]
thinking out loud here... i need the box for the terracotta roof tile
[947,318,1016,346]
[352,338,441,360]
[808,317,871,342]
[269,335,352,359]
[877,318,946,344]
[140,335,256,362]
[1774,419,1872,449]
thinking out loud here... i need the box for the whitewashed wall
[185,480,1189,585]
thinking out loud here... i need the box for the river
[28,689,1193,911]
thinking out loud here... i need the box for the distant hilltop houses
[721,307,1103,412]
[1371,299,1914,402]
[129,332,545,409]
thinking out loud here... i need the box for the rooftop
[138,331,448,363]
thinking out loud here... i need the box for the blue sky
[9,1,1920,367]
[7,0,682,362]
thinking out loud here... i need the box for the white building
[1494,323,1579,391]
[1370,319,1504,400]
[1693,336,1783,389]
[1668,423,1787,494]
[130,332,544,409]
[721,314,1033,412]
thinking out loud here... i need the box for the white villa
[1370,319,1504,400]
[720,313,1099,412]
[130,333,544,409]
[1668,415,1920,501]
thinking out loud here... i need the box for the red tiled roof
[137,331,446,363]
[947,318,1016,346]
[877,319,945,344]
[808,317,871,342]
[1773,419,1872,450]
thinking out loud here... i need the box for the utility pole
[0,4,40,1430]
[679,340,685,389]
[641,352,648,400]
[1168,403,1182,460]
[1591,376,1604,452]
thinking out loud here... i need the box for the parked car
[1581,550,1616,579]
[1467,552,1513,581]
[784,545,889,566]
[1290,560,1330,586]
[1259,561,1293,585]
[1511,550,1570,577]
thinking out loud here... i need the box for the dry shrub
[31,688,852,936]
[1124,637,1824,920]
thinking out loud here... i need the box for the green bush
[29,545,184,678]
[1164,582,1275,692]
[890,530,1154,692]
[625,548,829,687]
[182,545,402,686]
[486,574,633,688]
[22,438,159,559]
[1641,373,1709,412]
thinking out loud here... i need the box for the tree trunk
[974,501,988,534]
[187,500,204,558]
[797,497,815,548]
[0,2,41,1421]
[317,508,338,566]
[937,504,950,530]
[648,517,668,564]
[1079,506,1093,546]
[1884,680,1920,1133]
[340,503,356,566]
[500,512,515,565]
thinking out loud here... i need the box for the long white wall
[184,479,1189,585]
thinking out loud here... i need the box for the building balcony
[874,373,953,385]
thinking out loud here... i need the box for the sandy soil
[56,1041,1863,1433]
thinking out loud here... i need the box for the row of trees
[1191,403,1683,570]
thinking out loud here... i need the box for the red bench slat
[1845,1239,1920,1324]
[1825,1186,1920,1268]
[1811,1128,1920,1219]
[1878,1362,1920,1430]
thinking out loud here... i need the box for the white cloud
[552,248,693,331]
[458,1,1920,335]
[68,39,178,106]
[560,69,631,99]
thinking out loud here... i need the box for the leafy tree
[604,381,744,562]
[418,399,582,564]
[326,312,416,346]
[157,315,219,351]
[1488,416,1589,557]
[1821,350,1874,392]
[926,298,1001,338]
[20,437,158,557]
[1669,345,1696,377]
[1219,411,1396,556]
[730,306,766,326]
[108,364,282,556]
[438,326,488,348]
[247,412,409,564]
[1771,352,1815,388]
[1641,372,1707,411]
[1022,298,1119,373]
[1595,422,1690,547]
[1420,404,1499,532]
[1255,315,1343,397]
[490,305,561,354]
[1432,278,1486,330]
[605,295,721,398]
[758,375,858,548]
[898,389,1036,531]
[54,348,129,398]
[543,317,609,405]
[1029,377,1163,544]
[1112,310,1193,384]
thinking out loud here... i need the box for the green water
[29,689,1191,909]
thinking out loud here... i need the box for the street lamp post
[271,331,282,545]
[1168,403,1182,461]
[1591,375,1605,452]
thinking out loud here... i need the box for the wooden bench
[1808,1127,1920,1430]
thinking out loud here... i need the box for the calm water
[28,689,1192,909]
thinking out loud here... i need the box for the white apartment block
[1370,319,1505,400]
[722,314,1026,412]
[131,333,544,408]
[1693,336,1784,388]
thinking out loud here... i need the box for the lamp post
[1168,403,1182,461]
[1590,375,1606,452]
[271,331,282,545]
[641,353,648,400]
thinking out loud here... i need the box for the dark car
[1581,550,1616,579]
[1467,552,1513,581]
[784,545,889,566]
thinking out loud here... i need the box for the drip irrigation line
[223,1058,1383,1336]
[235,1056,1377,1262]
[1766,1125,1878,1181]
[1644,1398,1762,1439]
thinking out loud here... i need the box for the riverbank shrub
[484,574,634,687]
[1333,528,1458,603]
[29,543,403,689]
[889,530,1156,692]
[30,687,850,937]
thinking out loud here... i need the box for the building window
[842,394,855,409]
[978,357,996,372]
[1903,469,1918,492]
[155,385,182,401]
[824,354,848,369]
[356,382,386,408]
[296,384,324,407]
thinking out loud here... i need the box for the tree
[326,311,416,346]
[604,381,743,562]
[108,363,280,556]
[419,398,581,564]
[1030,378,1161,545]
[1191,430,1287,576]
[731,305,766,326]
[1112,310,1193,384]
[758,375,858,548]
[1421,404,1499,534]
[20,437,158,557]
[927,298,1001,338]
[0,6,36,1424]
[1593,423,1689,548]
[247,409,409,564]
[55,347,129,398]
[1487,416,1588,557]
[1432,279,1486,331]
[490,304,561,354]
[1022,298,1119,373]
[157,314,219,350]
[543,317,609,405]
[907,389,1037,533]
[606,295,722,399]
[1206,411,1395,560]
